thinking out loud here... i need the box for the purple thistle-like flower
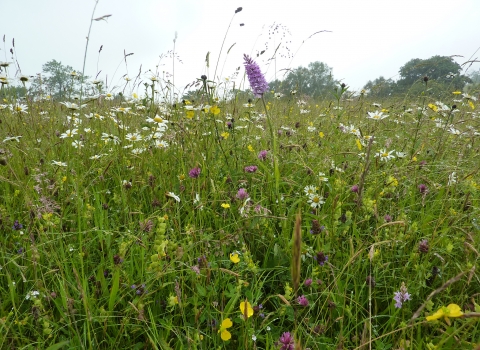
[351,185,359,193]
[243,54,269,98]
[304,278,313,287]
[258,150,268,161]
[244,165,258,173]
[278,332,295,350]
[384,214,392,223]
[188,167,201,179]
[236,188,249,200]
[393,282,411,308]
[297,295,309,307]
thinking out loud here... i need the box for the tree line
[1,56,479,101]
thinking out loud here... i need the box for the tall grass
[0,8,479,350]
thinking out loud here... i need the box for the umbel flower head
[243,54,269,98]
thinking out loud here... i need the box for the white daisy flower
[166,191,180,202]
[375,149,395,162]
[308,193,325,208]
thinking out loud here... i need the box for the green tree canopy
[30,59,87,100]
[363,76,397,98]
[397,55,471,92]
[270,61,337,98]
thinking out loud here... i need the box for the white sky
[2,0,480,94]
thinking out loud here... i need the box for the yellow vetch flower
[221,203,230,209]
[468,100,475,110]
[452,91,462,95]
[319,131,325,138]
[247,145,254,152]
[239,301,254,319]
[428,103,438,112]
[426,304,463,324]
[221,132,229,139]
[218,318,233,341]
[229,253,240,264]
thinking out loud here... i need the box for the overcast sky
[2,0,480,95]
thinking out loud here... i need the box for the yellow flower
[218,318,233,341]
[452,91,462,95]
[428,103,438,112]
[247,145,254,152]
[426,304,463,324]
[355,139,362,151]
[230,253,240,264]
[168,295,179,307]
[186,110,195,119]
[221,203,230,209]
[221,132,229,140]
[319,131,325,138]
[468,100,475,110]
[239,301,254,319]
[210,105,221,115]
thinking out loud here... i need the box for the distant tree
[468,69,480,84]
[464,68,480,94]
[30,60,87,100]
[363,76,398,98]
[270,61,337,98]
[397,55,471,93]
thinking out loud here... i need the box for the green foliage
[363,76,397,98]
[29,59,88,100]
[397,55,471,93]
[270,61,337,97]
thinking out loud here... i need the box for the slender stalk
[80,0,100,105]
[261,95,280,198]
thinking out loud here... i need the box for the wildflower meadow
[1,5,480,350]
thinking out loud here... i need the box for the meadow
[1,50,480,350]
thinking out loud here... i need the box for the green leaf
[45,341,70,350]
[108,269,120,312]
[196,284,206,297]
